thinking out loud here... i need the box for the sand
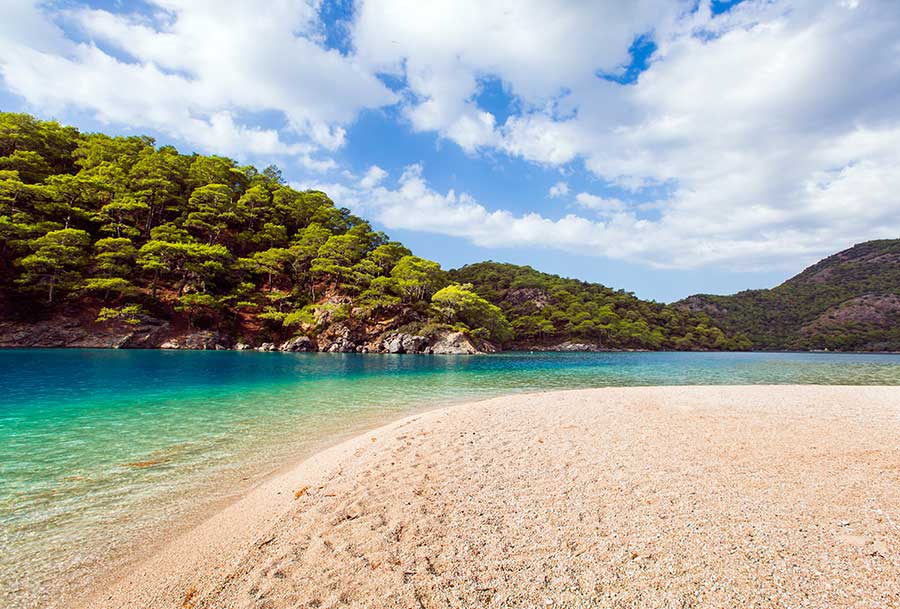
[76,386,900,609]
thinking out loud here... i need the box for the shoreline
[4,346,900,355]
[74,385,900,608]
[72,401,455,609]
[52,394,462,609]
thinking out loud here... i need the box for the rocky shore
[0,317,494,355]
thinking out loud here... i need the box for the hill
[677,240,900,351]
[450,262,751,351]
[0,112,744,352]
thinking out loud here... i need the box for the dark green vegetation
[4,112,895,353]
[678,240,900,351]
[450,262,751,350]
[0,112,750,351]
[0,112,514,347]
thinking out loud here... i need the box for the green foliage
[175,293,221,328]
[283,306,316,328]
[0,112,746,350]
[450,262,750,350]
[82,277,136,302]
[678,240,900,351]
[97,304,146,325]
[431,283,513,343]
[390,255,447,302]
[15,228,91,302]
[94,237,136,278]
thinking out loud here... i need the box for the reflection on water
[1,349,899,607]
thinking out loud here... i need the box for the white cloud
[347,0,900,269]
[574,193,625,214]
[298,154,339,174]
[548,181,569,198]
[352,0,686,150]
[0,0,396,160]
[305,164,801,270]
[359,165,388,189]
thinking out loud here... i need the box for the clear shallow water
[2,349,900,607]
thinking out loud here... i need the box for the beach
[72,385,900,608]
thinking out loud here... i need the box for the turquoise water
[2,349,900,608]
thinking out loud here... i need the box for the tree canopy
[0,112,749,351]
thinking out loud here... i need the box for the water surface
[2,349,900,607]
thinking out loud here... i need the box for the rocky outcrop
[159,331,228,350]
[316,322,361,353]
[505,287,551,311]
[0,310,498,354]
[365,330,495,354]
[379,332,430,354]
[674,295,730,317]
[0,317,171,349]
[801,294,900,332]
[536,341,602,352]
[278,335,316,352]
[429,331,481,355]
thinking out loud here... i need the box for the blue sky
[3,0,900,302]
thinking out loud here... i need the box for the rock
[257,342,276,352]
[279,335,315,352]
[158,331,223,350]
[326,338,356,353]
[181,331,222,350]
[384,334,406,353]
[233,342,252,351]
[549,341,600,352]
[0,317,170,349]
[381,332,431,354]
[429,331,480,355]
[506,287,551,310]
[403,334,429,353]
[317,322,358,353]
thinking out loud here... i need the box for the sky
[2,0,900,302]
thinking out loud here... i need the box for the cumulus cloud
[304,164,811,270]
[346,0,900,269]
[548,181,569,198]
[352,0,685,150]
[359,165,388,189]
[574,193,626,214]
[0,0,396,159]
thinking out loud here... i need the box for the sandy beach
[77,385,900,609]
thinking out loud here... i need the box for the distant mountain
[677,240,900,351]
[450,262,751,351]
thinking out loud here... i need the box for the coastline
[71,402,455,609]
[75,385,900,609]
[47,395,460,609]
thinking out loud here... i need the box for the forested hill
[449,262,751,351]
[0,112,744,352]
[677,240,900,351]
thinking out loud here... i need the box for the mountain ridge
[676,239,900,351]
